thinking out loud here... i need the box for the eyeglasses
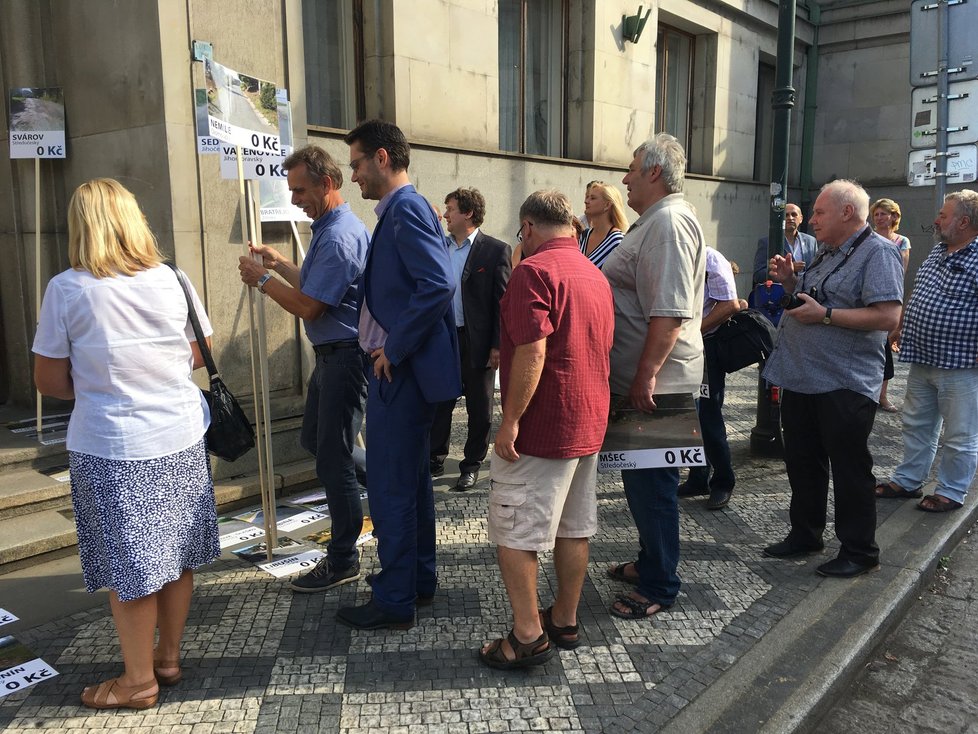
[349,152,373,172]
[516,221,532,244]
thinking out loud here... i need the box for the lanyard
[799,226,872,298]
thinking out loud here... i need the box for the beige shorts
[487,451,598,551]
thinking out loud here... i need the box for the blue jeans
[891,364,978,505]
[686,339,735,493]
[621,466,681,607]
[300,345,368,570]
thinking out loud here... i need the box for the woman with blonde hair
[33,178,220,710]
[871,197,911,412]
[579,181,628,269]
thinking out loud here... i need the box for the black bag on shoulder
[166,263,256,461]
[707,308,779,374]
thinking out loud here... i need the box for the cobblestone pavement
[0,366,918,733]
[817,519,978,734]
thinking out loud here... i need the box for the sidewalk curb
[655,493,978,734]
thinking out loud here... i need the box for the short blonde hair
[589,182,629,232]
[68,179,162,278]
[870,198,902,233]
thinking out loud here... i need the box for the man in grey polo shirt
[762,179,903,578]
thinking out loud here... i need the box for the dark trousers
[299,344,368,570]
[430,327,495,473]
[686,338,735,493]
[366,362,437,618]
[781,388,880,566]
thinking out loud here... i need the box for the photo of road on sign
[8,87,66,159]
[203,58,280,154]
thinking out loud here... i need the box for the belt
[314,340,359,356]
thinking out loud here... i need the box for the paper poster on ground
[9,88,66,159]
[0,610,18,627]
[232,537,325,578]
[598,393,706,472]
[204,59,280,153]
[217,516,266,549]
[0,636,58,698]
[304,517,375,548]
[233,504,327,533]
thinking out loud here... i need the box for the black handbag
[165,263,256,461]
[706,308,779,374]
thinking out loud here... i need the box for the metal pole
[35,157,42,442]
[934,0,949,208]
[751,0,797,456]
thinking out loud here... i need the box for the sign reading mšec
[598,393,706,472]
[8,88,66,159]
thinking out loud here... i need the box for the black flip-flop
[606,562,640,585]
[609,594,672,620]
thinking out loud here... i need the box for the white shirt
[32,264,213,460]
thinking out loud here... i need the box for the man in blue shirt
[877,190,978,512]
[762,180,903,578]
[752,203,819,285]
[239,145,369,593]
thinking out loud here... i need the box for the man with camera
[762,180,903,578]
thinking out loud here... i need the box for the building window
[498,0,566,156]
[655,25,694,151]
[754,62,776,181]
[302,0,364,129]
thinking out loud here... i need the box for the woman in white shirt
[33,179,220,711]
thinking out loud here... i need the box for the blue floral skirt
[68,439,220,601]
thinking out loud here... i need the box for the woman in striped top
[579,181,628,269]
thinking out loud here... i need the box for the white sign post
[9,87,67,444]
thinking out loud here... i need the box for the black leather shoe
[336,601,414,630]
[364,573,434,606]
[452,470,478,492]
[706,490,732,510]
[678,481,709,497]
[430,460,445,478]
[816,557,880,578]
[762,539,825,559]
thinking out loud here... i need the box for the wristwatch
[256,272,273,294]
[822,307,833,325]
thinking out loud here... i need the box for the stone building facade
[0,0,958,476]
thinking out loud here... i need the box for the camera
[779,287,818,310]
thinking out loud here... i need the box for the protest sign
[195,89,221,154]
[203,59,280,153]
[598,393,706,472]
[0,637,58,698]
[0,610,18,628]
[8,88,66,159]
[234,504,327,533]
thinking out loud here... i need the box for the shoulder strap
[163,262,219,379]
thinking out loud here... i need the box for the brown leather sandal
[80,677,159,710]
[153,657,182,686]
[479,629,556,669]
[540,606,583,650]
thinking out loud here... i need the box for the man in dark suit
[336,120,461,630]
[430,187,512,491]
[752,203,820,284]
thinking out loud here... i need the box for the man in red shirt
[479,190,614,669]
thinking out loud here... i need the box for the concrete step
[0,466,71,520]
[0,457,320,576]
[0,509,77,569]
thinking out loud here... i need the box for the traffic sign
[908,144,977,187]
[911,79,978,148]
[909,0,978,87]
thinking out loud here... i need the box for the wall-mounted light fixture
[622,6,652,45]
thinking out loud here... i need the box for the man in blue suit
[336,120,462,630]
[752,203,820,284]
